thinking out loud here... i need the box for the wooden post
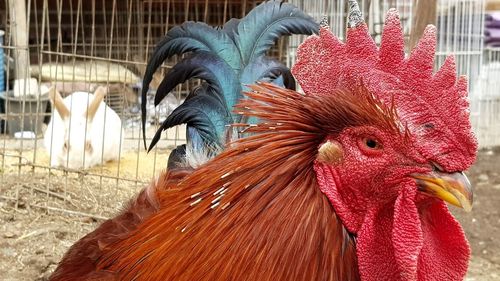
[410,0,438,51]
[8,0,30,80]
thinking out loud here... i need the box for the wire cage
[0,0,292,216]
[472,6,500,147]
[0,1,287,277]
[0,0,487,215]
[0,1,293,276]
[0,0,491,279]
[471,47,500,147]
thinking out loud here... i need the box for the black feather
[148,85,230,153]
[141,23,238,149]
[153,52,240,113]
[234,1,319,64]
[141,0,319,167]
[167,144,187,169]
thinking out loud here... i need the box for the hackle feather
[51,83,400,280]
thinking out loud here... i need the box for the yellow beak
[412,171,473,212]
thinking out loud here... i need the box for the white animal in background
[44,86,124,169]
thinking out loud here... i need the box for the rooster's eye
[363,138,382,150]
[366,139,377,148]
[357,137,383,155]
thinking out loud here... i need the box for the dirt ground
[0,148,499,280]
[452,147,500,281]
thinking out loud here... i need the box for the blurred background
[0,0,498,280]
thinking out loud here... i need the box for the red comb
[292,9,477,170]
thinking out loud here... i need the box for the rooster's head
[292,1,477,280]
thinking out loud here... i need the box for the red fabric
[298,9,475,281]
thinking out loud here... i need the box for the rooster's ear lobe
[317,140,344,165]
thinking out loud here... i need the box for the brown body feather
[51,83,397,281]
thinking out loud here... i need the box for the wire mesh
[471,47,500,147]
[470,5,500,147]
[0,0,275,218]
[0,0,491,217]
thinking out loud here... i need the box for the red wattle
[417,201,470,281]
[354,186,425,281]
[314,162,470,281]
[354,190,470,281]
[392,186,423,280]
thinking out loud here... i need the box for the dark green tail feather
[141,0,318,167]
[148,84,230,153]
[153,52,240,114]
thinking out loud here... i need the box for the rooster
[140,0,318,168]
[50,1,477,281]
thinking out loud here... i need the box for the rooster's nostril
[431,162,444,172]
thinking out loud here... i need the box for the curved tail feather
[141,0,319,168]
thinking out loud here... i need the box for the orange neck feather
[95,83,396,280]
